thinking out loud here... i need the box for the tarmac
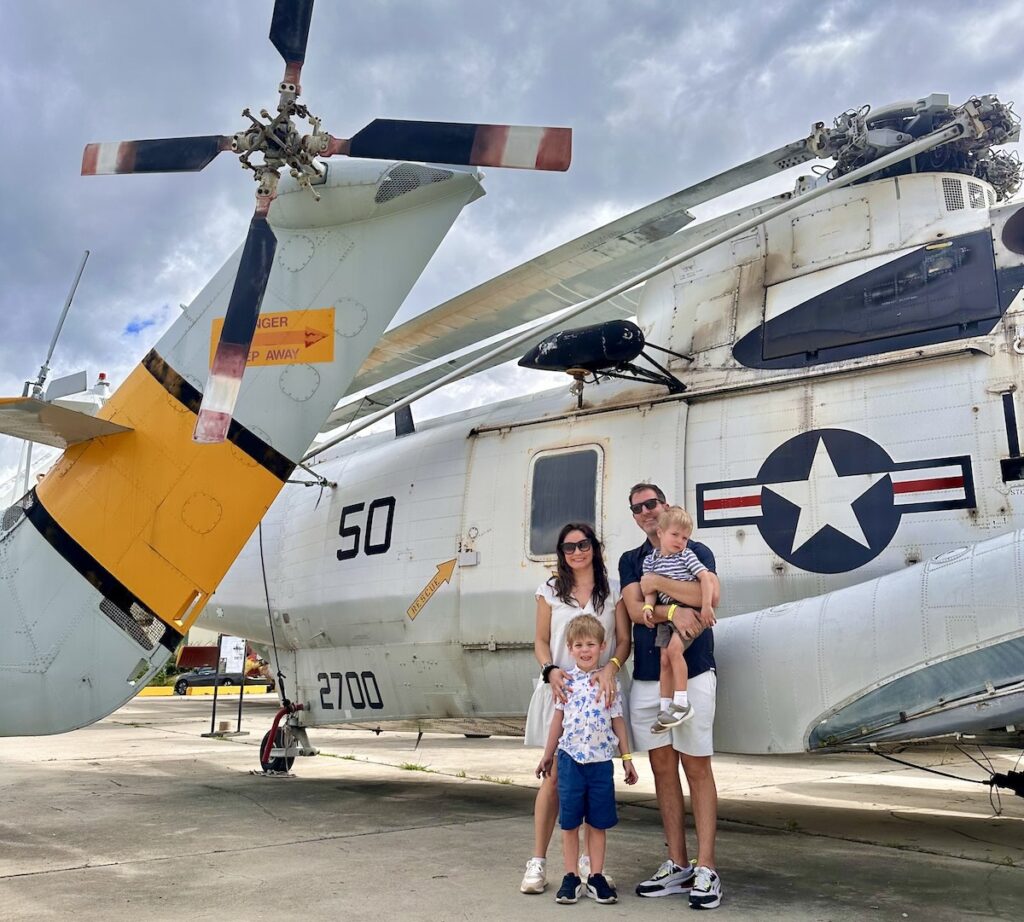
[1,695,1022,921]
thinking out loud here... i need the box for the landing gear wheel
[260,728,295,773]
[174,680,188,695]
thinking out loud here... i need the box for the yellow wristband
[642,604,654,612]
[667,604,678,622]
[609,656,622,671]
[620,753,633,761]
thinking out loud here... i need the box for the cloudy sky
[3,0,1024,487]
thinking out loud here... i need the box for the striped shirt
[642,547,707,605]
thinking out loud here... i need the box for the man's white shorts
[628,670,716,757]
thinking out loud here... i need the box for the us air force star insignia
[763,437,886,553]
[695,428,976,574]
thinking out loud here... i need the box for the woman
[520,522,631,895]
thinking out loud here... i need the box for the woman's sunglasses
[629,498,661,514]
[559,538,593,554]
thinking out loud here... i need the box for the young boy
[536,614,638,905]
[641,506,716,733]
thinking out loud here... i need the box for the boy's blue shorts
[556,749,618,830]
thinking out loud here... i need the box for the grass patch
[456,770,467,779]
[479,774,513,784]
[400,762,434,772]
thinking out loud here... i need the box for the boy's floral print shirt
[554,665,623,764]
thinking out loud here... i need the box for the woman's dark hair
[548,522,610,613]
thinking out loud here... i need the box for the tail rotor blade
[330,120,572,171]
[194,214,278,444]
[82,136,232,175]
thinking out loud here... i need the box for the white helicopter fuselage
[209,169,1024,754]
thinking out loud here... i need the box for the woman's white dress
[524,579,624,747]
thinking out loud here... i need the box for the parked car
[173,667,275,695]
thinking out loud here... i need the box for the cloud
[3,0,1024,481]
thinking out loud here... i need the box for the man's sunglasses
[630,498,662,514]
[559,538,593,554]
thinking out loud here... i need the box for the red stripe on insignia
[703,494,761,511]
[535,127,572,171]
[892,475,964,494]
[470,125,510,167]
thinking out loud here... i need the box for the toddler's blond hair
[657,505,693,534]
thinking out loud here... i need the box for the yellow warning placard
[209,307,335,367]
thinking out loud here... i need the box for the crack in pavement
[0,813,518,882]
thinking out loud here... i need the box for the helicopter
[200,90,1024,767]
[1,3,1022,784]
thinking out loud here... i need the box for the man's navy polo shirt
[618,539,717,681]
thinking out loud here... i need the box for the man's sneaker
[688,865,722,910]
[635,859,695,897]
[520,857,547,894]
[578,855,615,892]
[586,873,618,904]
[555,873,582,904]
[656,701,694,729]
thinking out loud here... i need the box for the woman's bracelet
[609,656,622,671]
[642,603,654,612]
[541,662,556,683]
[667,604,678,622]
[620,753,633,761]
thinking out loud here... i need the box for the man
[618,482,722,910]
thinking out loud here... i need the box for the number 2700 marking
[318,670,384,710]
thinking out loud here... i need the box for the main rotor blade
[270,0,314,65]
[194,213,278,444]
[82,136,231,175]
[330,120,572,171]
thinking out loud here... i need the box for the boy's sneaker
[586,873,618,904]
[578,855,615,892]
[520,856,547,893]
[635,859,695,897]
[555,872,582,904]
[688,865,722,910]
[656,701,694,729]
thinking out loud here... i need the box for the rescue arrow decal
[407,558,457,620]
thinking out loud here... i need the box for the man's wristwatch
[541,662,557,683]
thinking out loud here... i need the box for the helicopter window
[528,447,602,558]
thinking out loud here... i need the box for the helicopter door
[456,402,688,713]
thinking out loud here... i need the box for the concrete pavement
[1,696,1022,921]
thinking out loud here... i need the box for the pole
[305,121,966,461]
[235,644,245,733]
[31,251,91,398]
[21,442,33,497]
[208,634,223,736]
